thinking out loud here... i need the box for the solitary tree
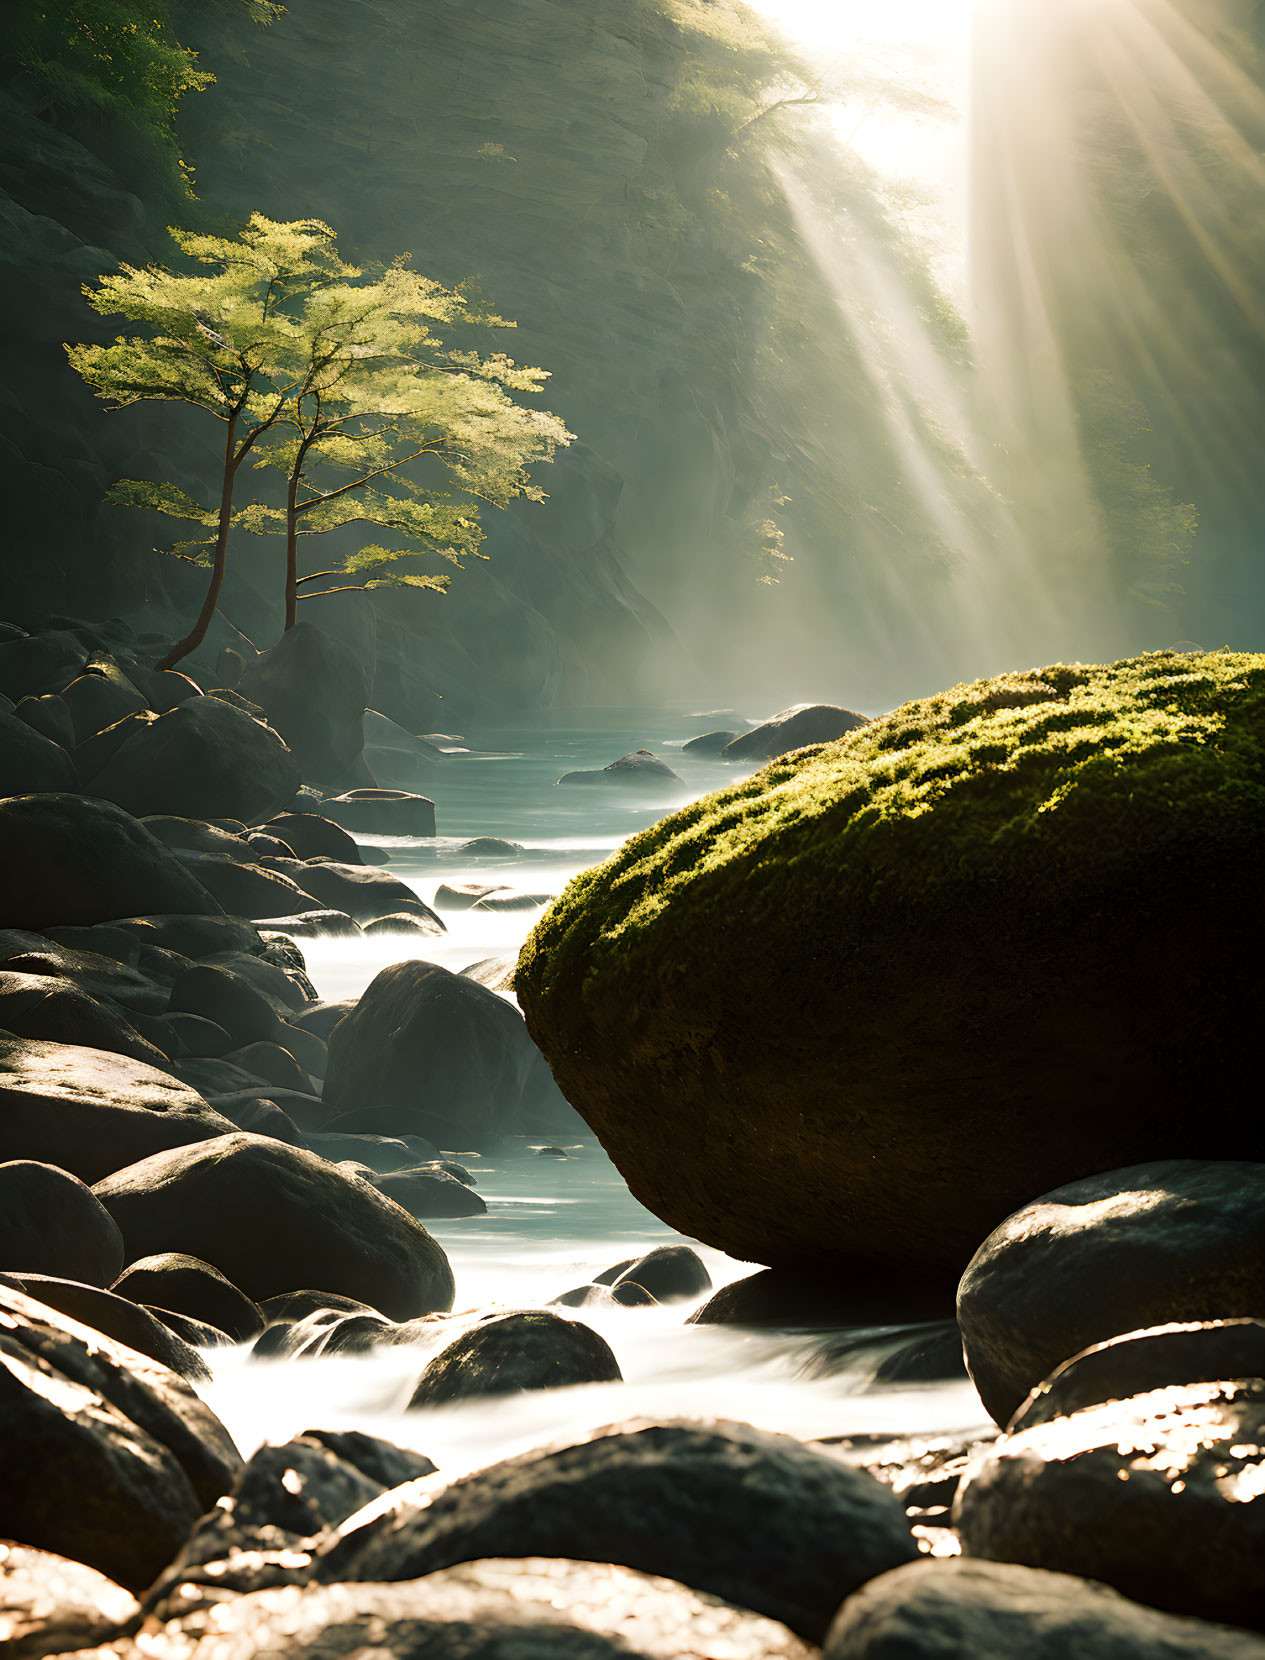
[67,214,352,668]
[243,260,572,628]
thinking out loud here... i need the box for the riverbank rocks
[132,1560,817,1660]
[824,1559,1265,1659]
[720,703,869,762]
[322,788,436,836]
[0,1283,242,1591]
[319,1418,916,1641]
[0,1035,235,1181]
[518,653,1265,1277]
[409,1311,622,1406]
[0,793,218,928]
[323,959,578,1141]
[112,1253,264,1343]
[956,1160,1265,1426]
[93,1132,456,1320]
[0,1160,123,1284]
[84,695,301,823]
[0,1540,139,1660]
[558,749,683,788]
[955,1379,1265,1629]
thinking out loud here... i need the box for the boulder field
[518,650,1265,1277]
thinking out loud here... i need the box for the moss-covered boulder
[516,652,1265,1276]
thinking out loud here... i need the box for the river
[203,708,991,1476]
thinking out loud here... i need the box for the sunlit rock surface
[519,652,1265,1276]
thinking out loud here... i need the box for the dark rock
[12,692,75,749]
[720,704,869,762]
[138,1560,817,1658]
[1012,1318,1265,1432]
[0,1159,124,1285]
[376,1165,489,1218]
[237,622,369,788]
[254,908,363,938]
[690,1266,955,1329]
[93,1131,456,1320]
[824,1558,1265,1659]
[264,811,364,863]
[0,1539,138,1660]
[0,970,167,1066]
[957,1159,1265,1427]
[319,1418,915,1642]
[558,749,682,788]
[435,882,511,911]
[0,1282,242,1592]
[174,851,322,919]
[0,1034,235,1182]
[0,1272,209,1382]
[280,858,443,926]
[614,1246,711,1303]
[0,709,77,793]
[409,1311,620,1407]
[88,694,301,824]
[322,788,436,836]
[322,959,578,1139]
[682,729,739,755]
[518,657,1265,1280]
[112,1253,264,1343]
[0,793,218,928]
[954,1380,1265,1631]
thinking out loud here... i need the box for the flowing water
[204,709,991,1474]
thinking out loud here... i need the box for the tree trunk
[156,418,238,673]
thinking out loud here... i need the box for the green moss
[519,650,1265,1006]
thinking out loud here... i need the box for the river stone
[824,1558,1265,1659]
[954,1379,1265,1630]
[1012,1319,1265,1432]
[0,970,167,1066]
[376,1164,488,1218]
[720,703,870,762]
[956,1159,1265,1426]
[409,1311,621,1406]
[263,811,364,863]
[322,959,577,1139]
[0,710,77,793]
[558,749,683,788]
[0,1283,242,1591]
[237,621,369,788]
[0,1159,124,1284]
[0,793,219,928]
[112,1253,264,1342]
[93,1132,455,1320]
[136,1559,817,1659]
[614,1245,711,1302]
[0,1035,235,1181]
[0,1539,139,1660]
[0,1271,209,1382]
[86,694,301,824]
[517,654,1265,1278]
[322,788,436,836]
[319,1417,916,1641]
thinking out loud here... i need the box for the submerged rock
[93,1132,456,1320]
[409,1311,621,1406]
[824,1558,1265,1659]
[518,653,1265,1277]
[318,1417,916,1641]
[957,1159,1265,1427]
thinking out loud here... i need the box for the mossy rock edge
[517,652,1265,1275]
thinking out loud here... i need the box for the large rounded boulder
[318,1418,916,1642]
[323,959,578,1141]
[956,1160,1265,1426]
[92,1132,455,1320]
[518,653,1265,1276]
[0,793,219,928]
